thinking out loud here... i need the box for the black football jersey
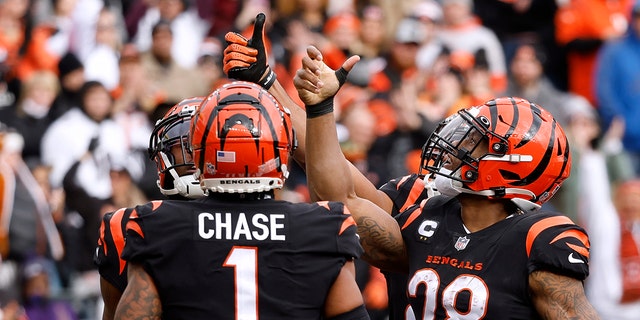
[379,174,427,320]
[121,197,363,319]
[95,207,136,292]
[396,195,590,319]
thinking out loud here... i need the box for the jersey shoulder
[380,174,428,215]
[516,211,590,280]
[285,201,363,259]
[95,206,138,292]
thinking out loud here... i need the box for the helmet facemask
[149,101,205,199]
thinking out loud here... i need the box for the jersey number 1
[224,246,259,320]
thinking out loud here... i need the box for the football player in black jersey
[294,45,600,319]
[95,97,205,320]
[222,13,438,319]
[113,81,369,320]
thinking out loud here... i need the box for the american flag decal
[217,151,236,163]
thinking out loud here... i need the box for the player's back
[122,196,362,319]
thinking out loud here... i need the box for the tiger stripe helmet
[190,81,296,193]
[420,97,571,208]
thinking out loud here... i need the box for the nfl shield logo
[454,236,470,251]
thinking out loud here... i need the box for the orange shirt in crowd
[555,0,633,105]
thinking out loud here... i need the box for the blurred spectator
[195,0,240,37]
[133,0,210,68]
[555,0,631,105]
[321,11,361,68]
[549,98,635,318]
[0,0,31,87]
[445,48,496,116]
[595,1,640,176]
[50,52,84,118]
[196,37,226,92]
[615,180,640,306]
[68,0,104,64]
[111,43,163,114]
[413,0,444,72]
[139,20,209,104]
[0,129,64,265]
[505,41,574,127]
[41,81,127,197]
[83,7,123,91]
[108,167,147,209]
[21,256,77,320]
[14,0,79,82]
[550,95,634,223]
[355,4,389,60]
[473,0,565,89]
[438,0,508,93]
[0,71,60,163]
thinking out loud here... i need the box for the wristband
[260,68,277,90]
[306,97,334,118]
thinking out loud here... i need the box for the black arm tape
[335,67,348,86]
[260,68,277,90]
[305,97,334,119]
[326,304,369,320]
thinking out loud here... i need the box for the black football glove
[223,12,276,89]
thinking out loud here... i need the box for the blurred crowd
[0,0,639,319]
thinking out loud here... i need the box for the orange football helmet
[149,97,205,199]
[420,97,571,210]
[190,81,296,193]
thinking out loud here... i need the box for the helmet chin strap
[160,152,205,199]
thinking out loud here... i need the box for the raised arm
[293,46,407,272]
[529,270,600,319]
[114,263,161,320]
[223,13,395,213]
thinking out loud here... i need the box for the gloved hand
[223,12,276,89]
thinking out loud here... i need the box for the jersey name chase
[197,212,286,241]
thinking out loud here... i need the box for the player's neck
[458,195,509,233]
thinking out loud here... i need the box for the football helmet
[420,97,571,211]
[190,81,297,193]
[148,97,205,199]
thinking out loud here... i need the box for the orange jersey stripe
[126,208,143,239]
[401,198,429,230]
[317,201,331,211]
[399,180,425,213]
[151,200,163,211]
[551,228,590,258]
[525,215,575,257]
[339,216,357,236]
[109,208,127,274]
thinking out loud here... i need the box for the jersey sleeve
[94,207,132,292]
[526,213,590,280]
[296,201,364,260]
[120,201,165,265]
[379,174,427,216]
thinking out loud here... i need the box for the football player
[113,81,369,319]
[223,13,432,319]
[295,45,600,319]
[95,97,205,320]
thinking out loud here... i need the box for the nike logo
[568,253,584,264]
